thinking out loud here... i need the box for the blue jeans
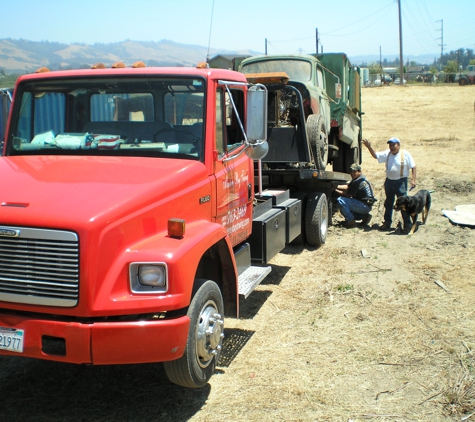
[384,177,411,228]
[337,197,371,222]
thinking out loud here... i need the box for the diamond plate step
[238,265,271,299]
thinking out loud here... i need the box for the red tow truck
[0,62,350,387]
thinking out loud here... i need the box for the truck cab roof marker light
[35,67,50,73]
[168,218,185,239]
[111,62,126,69]
[132,61,146,68]
[91,63,106,69]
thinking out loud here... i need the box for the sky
[1,0,474,60]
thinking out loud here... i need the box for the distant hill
[0,38,436,75]
[0,38,259,74]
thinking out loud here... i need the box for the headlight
[139,265,166,287]
[130,263,168,294]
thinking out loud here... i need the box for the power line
[322,1,395,35]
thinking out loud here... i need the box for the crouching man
[332,163,377,227]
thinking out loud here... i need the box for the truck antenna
[206,0,215,66]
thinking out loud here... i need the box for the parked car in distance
[394,78,407,85]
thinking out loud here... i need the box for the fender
[91,219,237,314]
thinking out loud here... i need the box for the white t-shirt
[376,149,415,180]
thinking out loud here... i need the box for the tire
[333,141,355,173]
[305,192,328,247]
[343,144,360,173]
[164,279,224,388]
[306,114,328,170]
[350,144,360,166]
[459,77,469,86]
[332,136,345,173]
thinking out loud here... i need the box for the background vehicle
[458,65,475,85]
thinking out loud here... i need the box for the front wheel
[164,279,224,388]
[305,192,328,247]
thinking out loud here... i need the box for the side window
[226,89,244,150]
[215,87,245,155]
[316,67,324,89]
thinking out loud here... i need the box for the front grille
[0,227,79,307]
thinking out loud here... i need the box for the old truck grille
[0,227,79,307]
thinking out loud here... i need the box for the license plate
[0,326,24,353]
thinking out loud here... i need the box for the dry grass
[1,84,475,422]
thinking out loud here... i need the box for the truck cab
[0,63,271,388]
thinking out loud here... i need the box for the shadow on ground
[0,356,210,422]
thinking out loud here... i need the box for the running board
[238,265,272,299]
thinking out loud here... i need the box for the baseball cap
[387,137,400,144]
[349,163,362,171]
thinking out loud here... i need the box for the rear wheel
[459,77,469,86]
[337,142,360,173]
[307,114,328,170]
[164,279,224,388]
[305,192,328,247]
[332,136,345,173]
[349,143,360,167]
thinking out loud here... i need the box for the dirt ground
[2,84,475,422]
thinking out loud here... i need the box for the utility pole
[397,0,404,85]
[436,19,445,70]
[265,38,267,55]
[315,28,319,55]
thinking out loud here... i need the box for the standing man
[362,137,417,233]
[332,163,376,227]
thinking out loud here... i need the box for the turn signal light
[168,218,185,238]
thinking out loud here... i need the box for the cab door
[213,85,253,247]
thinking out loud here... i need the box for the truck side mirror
[246,85,267,142]
[245,141,269,160]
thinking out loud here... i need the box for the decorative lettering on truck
[217,168,252,246]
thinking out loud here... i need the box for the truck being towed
[238,52,363,173]
[0,61,351,388]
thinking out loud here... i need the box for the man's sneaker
[345,219,357,227]
[361,214,372,226]
[379,222,392,231]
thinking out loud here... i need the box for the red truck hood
[0,155,208,229]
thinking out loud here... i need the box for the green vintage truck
[238,52,362,173]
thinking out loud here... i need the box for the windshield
[7,77,205,160]
[241,59,312,82]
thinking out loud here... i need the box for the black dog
[394,189,431,235]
